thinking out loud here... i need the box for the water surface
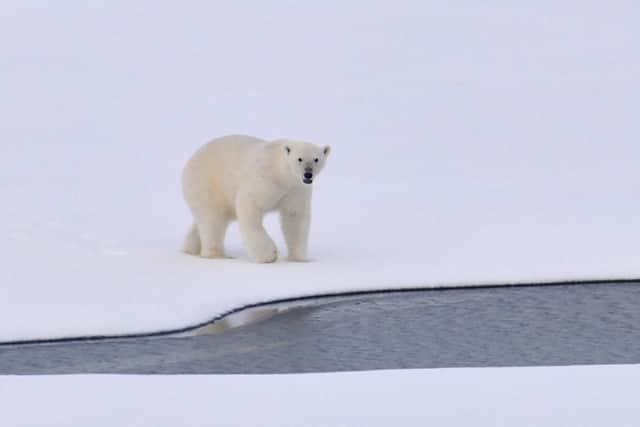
[1,283,639,374]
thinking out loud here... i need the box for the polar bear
[181,135,330,263]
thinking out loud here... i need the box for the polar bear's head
[283,141,331,185]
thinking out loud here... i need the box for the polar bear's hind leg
[194,211,230,258]
[183,223,201,256]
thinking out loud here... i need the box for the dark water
[1,283,640,374]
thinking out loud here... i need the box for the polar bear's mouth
[303,177,313,184]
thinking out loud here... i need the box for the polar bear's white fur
[182,135,330,263]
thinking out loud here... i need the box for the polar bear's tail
[182,223,201,256]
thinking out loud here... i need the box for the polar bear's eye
[314,158,319,163]
[298,158,303,162]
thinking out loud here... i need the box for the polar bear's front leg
[236,198,278,263]
[279,192,311,262]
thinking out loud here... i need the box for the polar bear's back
[190,134,266,167]
[182,135,267,213]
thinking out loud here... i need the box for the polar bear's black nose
[304,172,313,179]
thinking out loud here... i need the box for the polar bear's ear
[323,146,331,156]
[285,146,291,155]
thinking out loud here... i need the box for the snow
[2,364,639,426]
[1,1,639,342]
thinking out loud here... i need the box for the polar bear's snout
[303,168,314,184]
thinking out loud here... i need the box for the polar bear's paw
[248,239,278,263]
[288,257,311,263]
[200,247,228,259]
[253,247,278,263]
[287,253,310,262]
[183,245,201,256]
